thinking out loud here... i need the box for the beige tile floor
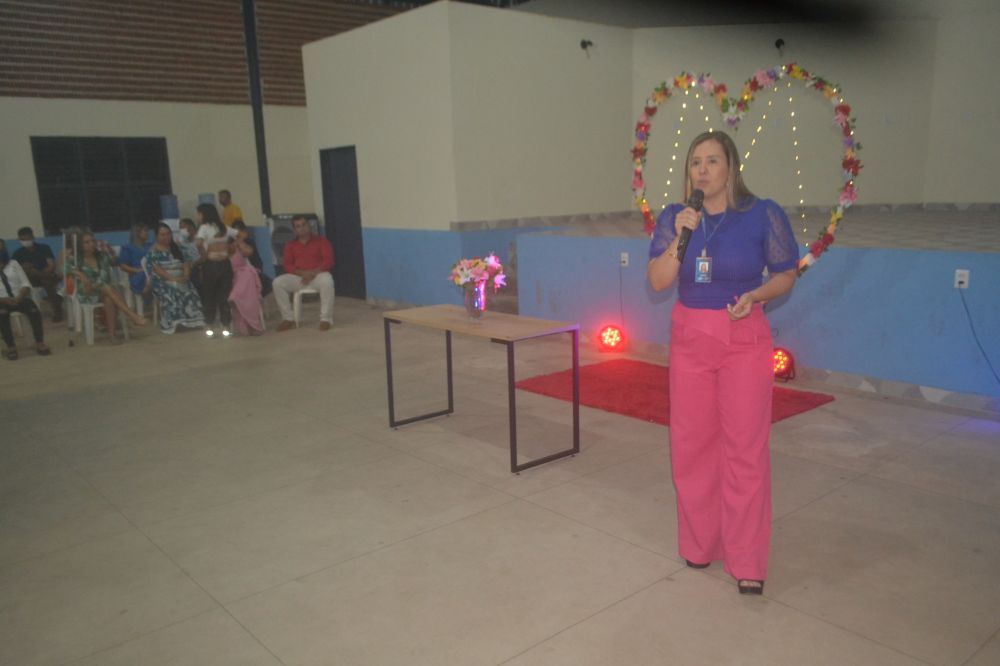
[2,297,998,666]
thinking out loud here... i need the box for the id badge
[694,255,712,284]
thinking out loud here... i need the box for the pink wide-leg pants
[668,302,774,581]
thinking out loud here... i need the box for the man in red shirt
[274,216,335,331]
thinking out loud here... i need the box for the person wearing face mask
[1,239,52,359]
[647,130,799,596]
[13,227,63,322]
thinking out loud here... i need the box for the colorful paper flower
[449,254,506,291]
[842,156,862,176]
[629,63,860,271]
[838,183,858,207]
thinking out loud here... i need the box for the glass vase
[464,281,487,319]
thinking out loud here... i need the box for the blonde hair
[683,131,755,211]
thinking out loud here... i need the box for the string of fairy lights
[632,64,862,271]
[659,78,818,249]
[662,88,715,194]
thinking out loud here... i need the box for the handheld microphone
[675,188,704,263]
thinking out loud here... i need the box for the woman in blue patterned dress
[65,231,147,344]
[145,223,206,334]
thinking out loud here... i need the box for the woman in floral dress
[64,231,147,344]
[145,223,205,334]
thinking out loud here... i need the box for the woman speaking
[647,130,799,595]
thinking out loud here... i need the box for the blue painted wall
[518,233,1000,398]
[11,224,994,397]
[361,226,551,306]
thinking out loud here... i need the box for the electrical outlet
[620,252,630,267]
[954,269,970,289]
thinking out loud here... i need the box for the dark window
[31,137,172,235]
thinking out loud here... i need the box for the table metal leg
[446,330,454,414]
[571,327,580,454]
[384,319,454,428]
[385,317,397,426]
[505,341,518,473]
[386,314,580,474]
[500,328,582,474]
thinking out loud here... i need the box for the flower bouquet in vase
[448,253,506,319]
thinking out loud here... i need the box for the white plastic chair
[30,286,45,308]
[10,311,28,337]
[292,287,319,327]
[118,267,146,319]
[7,288,45,336]
[139,257,159,327]
[68,293,130,345]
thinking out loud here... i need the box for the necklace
[700,210,728,257]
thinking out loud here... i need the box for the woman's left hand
[726,292,755,321]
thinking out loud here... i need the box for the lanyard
[700,210,727,257]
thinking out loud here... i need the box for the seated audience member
[64,231,147,344]
[178,218,200,262]
[274,216,334,332]
[195,203,233,338]
[177,217,202,292]
[228,221,264,336]
[231,220,271,296]
[219,189,243,228]
[96,238,118,264]
[117,222,151,302]
[146,223,205,334]
[1,239,52,359]
[13,226,63,322]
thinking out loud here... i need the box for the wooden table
[383,304,580,473]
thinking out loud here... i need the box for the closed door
[319,146,366,299]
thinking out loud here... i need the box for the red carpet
[515,359,834,425]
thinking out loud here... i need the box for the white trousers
[273,272,335,323]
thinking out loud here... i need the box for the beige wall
[302,1,633,230]
[448,3,632,221]
[633,20,938,209]
[923,5,1000,202]
[303,1,457,231]
[0,97,313,239]
[5,0,996,243]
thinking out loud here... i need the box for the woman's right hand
[674,206,703,238]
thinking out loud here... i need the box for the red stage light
[597,325,626,352]
[773,347,795,381]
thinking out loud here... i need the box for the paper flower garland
[631,63,863,275]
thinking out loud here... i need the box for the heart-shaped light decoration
[631,63,862,274]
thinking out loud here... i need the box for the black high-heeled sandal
[685,560,710,569]
[738,579,764,595]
